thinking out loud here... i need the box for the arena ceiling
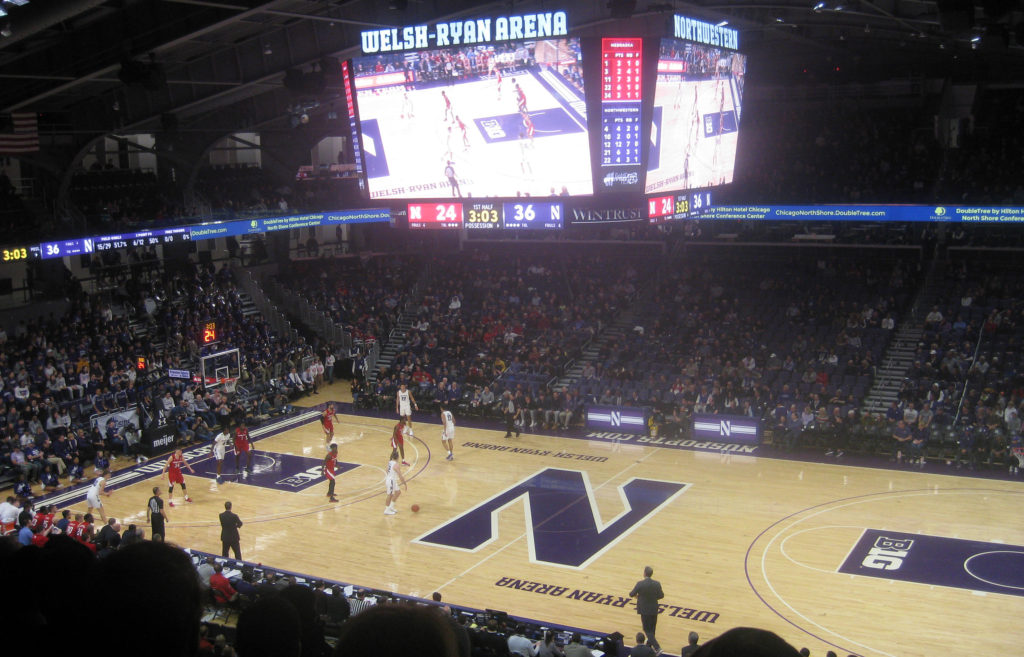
[0,0,1021,144]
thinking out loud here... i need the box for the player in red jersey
[234,422,254,476]
[33,504,55,533]
[391,418,412,466]
[522,112,535,143]
[66,513,82,539]
[442,90,453,122]
[455,115,470,149]
[321,403,336,444]
[75,512,94,543]
[323,443,339,503]
[163,448,195,506]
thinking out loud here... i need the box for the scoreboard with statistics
[408,202,464,229]
[352,9,593,200]
[410,201,564,230]
[647,190,714,223]
[598,38,644,191]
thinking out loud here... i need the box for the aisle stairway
[861,257,943,414]
[552,311,635,392]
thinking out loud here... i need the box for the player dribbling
[440,403,455,461]
[383,449,407,515]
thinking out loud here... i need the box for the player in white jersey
[213,429,231,484]
[519,130,533,175]
[383,449,407,515]
[440,403,455,461]
[396,383,417,420]
[401,90,414,119]
[86,468,112,522]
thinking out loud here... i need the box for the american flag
[0,113,39,154]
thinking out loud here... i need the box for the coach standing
[219,500,243,559]
[629,566,664,654]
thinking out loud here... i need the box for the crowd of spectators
[875,253,1024,471]
[935,88,1024,206]
[69,167,185,229]
[0,256,338,498]
[559,253,915,450]
[352,251,648,424]
[271,245,1024,474]
[727,100,940,205]
[195,164,294,216]
[1,521,823,657]
[354,41,539,86]
[714,88,1024,247]
[276,256,421,347]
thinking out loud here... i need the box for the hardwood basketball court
[64,391,1021,657]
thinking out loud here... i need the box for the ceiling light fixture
[4,0,31,6]
[263,43,273,56]
[813,2,826,12]
[716,19,729,27]
[0,23,11,38]
[0,8,7,18]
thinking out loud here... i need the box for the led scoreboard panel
[647,190,714,223]
[2,245,40,261]
[408,202,464,229]
[598,38,643,190]
[645,32,747,194]
[40,227,192,259]
[352,11,594,199]
[34,210,390,259]
[464,201,564,229]
[465,202,501,229]
[501,201,563,229]
[341,60,366,187]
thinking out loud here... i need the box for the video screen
[353,38,593,199]
[644,38,747,194]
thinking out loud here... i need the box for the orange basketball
[411,504,420,512]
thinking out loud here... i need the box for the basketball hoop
[204,376,238,395]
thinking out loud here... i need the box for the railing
[234,268,298,343]
[953,320,988,424]
[363,340,380,379]
[264,275,353,349]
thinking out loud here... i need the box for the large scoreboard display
[353,12,592,200]
[597,38,644,189]
[409,201,564,230]
[350,11,742,216]
[644,37,746,194]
